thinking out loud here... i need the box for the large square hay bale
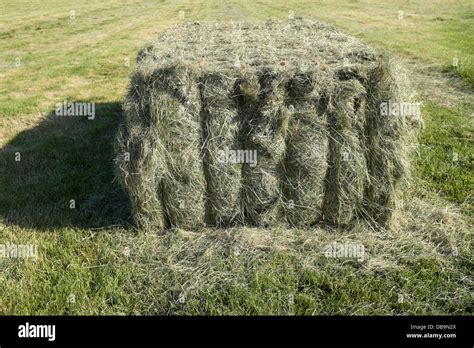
[115,19,420,230]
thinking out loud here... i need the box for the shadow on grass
[0,102,132,230]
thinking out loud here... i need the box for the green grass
[1,221,471,315]
[0,0,472,315]
[415,102,473,213]
[438,10,474,85]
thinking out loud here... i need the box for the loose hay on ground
[113,187,471,315]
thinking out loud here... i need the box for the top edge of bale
[135,18,383,75]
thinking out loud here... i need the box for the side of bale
[200,72,243,226]
[281,70,329,227]
[362,59,415,227]
[239,68,289,227]
[323,68,368,226]
[150,64,206,230]
[115,67,166,230]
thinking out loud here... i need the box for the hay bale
[200,72,242,226]
[115,19,418,231]
[239,68,289,227]
[362,61,414,226]
[322,66,369,226]
[280,71,326,227]
[117,62,206,230]
[115,69,166,230]
[152,65,206,230]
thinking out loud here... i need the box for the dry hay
[239,68,289,227]
[201,72,242,226]
[282,70,329,227]
[115,19,421,231]
[114,186,472,315]
[116,64,206,230]
[323,75,367,226]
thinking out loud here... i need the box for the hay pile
[116,19,420,230]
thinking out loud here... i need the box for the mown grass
[0,0,472,315]
[1,216,471,315]
[415,102,473,214]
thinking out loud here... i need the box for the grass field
[0,0,472,315]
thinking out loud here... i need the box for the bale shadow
[0,102,132,230]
